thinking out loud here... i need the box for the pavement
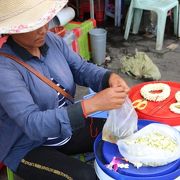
[1,23,180,180]
[105,26,180,87]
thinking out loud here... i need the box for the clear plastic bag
[102,97,138,143]
[117,123,180,168]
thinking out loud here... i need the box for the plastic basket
[65,19,96,60]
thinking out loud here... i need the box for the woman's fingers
[86,87,128,112]
[83,86,129,116]
[108,73,130,92]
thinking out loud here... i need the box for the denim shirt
[0,32,110,171]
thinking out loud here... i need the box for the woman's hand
[83,86,129,116]
[108,73,130,92]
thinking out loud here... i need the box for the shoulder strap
[0,52,74,103]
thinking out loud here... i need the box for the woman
[0,0,129,179]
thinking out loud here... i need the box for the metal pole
[90,0,95,19]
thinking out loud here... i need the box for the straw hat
[0,0,68,34]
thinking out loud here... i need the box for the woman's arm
[0,60,75,141]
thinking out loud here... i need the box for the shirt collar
[6,36,49,61]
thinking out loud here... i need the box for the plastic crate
[65,19,96,60]
[63,28,81,53]
[71,28,81,53]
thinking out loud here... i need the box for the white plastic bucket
[94,160,114,180]
[89,28,107,65]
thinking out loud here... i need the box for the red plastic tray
[129,81,180,126]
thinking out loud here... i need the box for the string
[89,117,98,138]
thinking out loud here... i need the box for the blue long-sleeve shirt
[0,32,110,171]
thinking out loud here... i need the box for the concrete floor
[107,28,179,82]
[1,25,180,180]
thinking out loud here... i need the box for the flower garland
[169,91,180,114]
[169,103,180,114]
[175,91,180,102]
[140,83,171,102]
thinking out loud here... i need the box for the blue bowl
[94,120,180,180]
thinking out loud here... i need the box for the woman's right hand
[82,86,128,116]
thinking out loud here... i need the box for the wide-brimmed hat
[0,0,68,34]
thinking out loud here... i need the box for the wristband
[81,100,88,118]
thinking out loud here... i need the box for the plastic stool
[104,0,122,27]
[7,167,14,180]
[124,0,179,50]
[79,0,105,24]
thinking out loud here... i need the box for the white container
[89,28,107,65]
[56,7,75,26]
[94,160,114,180]
[49,7,75,29]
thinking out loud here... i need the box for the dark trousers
[16,118,105,180]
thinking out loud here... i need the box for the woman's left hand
[109,73,130,93]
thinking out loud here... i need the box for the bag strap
[0,52,74,103]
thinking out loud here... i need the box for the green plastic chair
[124,0,179,50]
[6,167,14,180]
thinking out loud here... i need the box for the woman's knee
[76,165,97,180]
